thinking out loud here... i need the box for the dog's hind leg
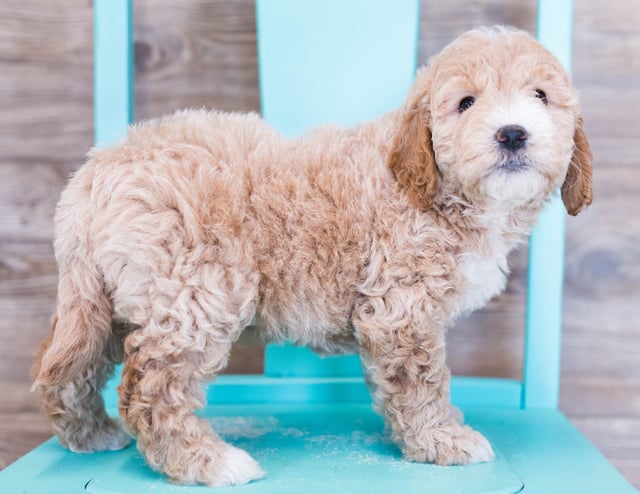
[32,243,132,453]
[118,261,263,486]
[32,317,132,452]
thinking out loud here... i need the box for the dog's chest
[456,240,510,315]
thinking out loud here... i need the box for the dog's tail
[33,174,113,388]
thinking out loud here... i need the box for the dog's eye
[535,89,548,105]
[458,96,475,113]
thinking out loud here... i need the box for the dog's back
[33,107,400,390]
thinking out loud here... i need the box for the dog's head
[389,26,592,216]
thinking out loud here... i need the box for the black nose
[496,125,528,152]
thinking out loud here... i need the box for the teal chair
[1,1,636,492]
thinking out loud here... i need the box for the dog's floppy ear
[388,98,439,210]
[561,115,593,216]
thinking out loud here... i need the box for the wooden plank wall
[1,0,638,487]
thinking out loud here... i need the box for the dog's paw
[403,422,494,466]
[210,446,265,486]
[66,417,132,453]
[163,443,264,486]
[456,427,495,464]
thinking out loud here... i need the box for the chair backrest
[94,0,574,413]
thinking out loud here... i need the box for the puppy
[33,26,592,486]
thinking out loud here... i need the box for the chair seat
[3,403,635,493]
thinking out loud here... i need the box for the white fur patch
[457,216,511,314]
[467,432,495,464]
[458,253,508,314]
[211,446,265,487]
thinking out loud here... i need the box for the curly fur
[32,26,592,486]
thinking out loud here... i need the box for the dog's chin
[477,160,548,208]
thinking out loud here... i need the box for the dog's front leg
[353,290,494,465]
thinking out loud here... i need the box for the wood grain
[0,0,638,487]
[134,0,260,119]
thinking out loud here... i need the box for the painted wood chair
[1,1,637,492]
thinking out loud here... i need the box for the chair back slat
[256,0,420,137]
[523,0,574,410]
[94,0,133,146]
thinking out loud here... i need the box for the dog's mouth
[497,156,531,172]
